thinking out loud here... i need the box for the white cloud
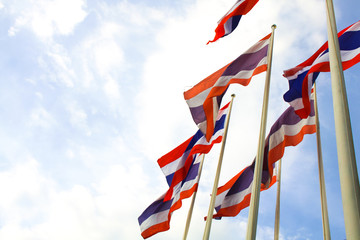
[80,22,124,100]
[29,107,57,129]
[7,0,87,39]
[66,100,91,136]
[98,1,167,28]
[103,76,121,100]
[7,26,17,36]
[36,43,76,88]
[0,157,47,208]
[35,92,44,100]
[69,21,126,114]
[0,154,152,239]
[90,23,125,77]
[46,45,76,88]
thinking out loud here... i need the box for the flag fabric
[283,20,360,119]
[138,102,230,239]
[207,0,260,44]
[160,102,230,201]
[138,154,203,239]
[212,96,316,218]
[184,33,270,141]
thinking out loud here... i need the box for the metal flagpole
[325,1,360,239]
[274,159,282,240]
[202,94,235,240]
[313,84,331,240]
[183,154,205,240]
[246,24,276,240]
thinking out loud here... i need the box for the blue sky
[0,0,359,239]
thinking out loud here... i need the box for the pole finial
[272,24,277,30]
[231,94,236,98]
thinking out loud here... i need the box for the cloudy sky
[0,0,359,239]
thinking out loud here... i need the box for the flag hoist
[245,24,276,240]
[325,0,360,239]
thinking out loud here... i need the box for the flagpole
[274,159,282,240]
[314,84,331,240]
[325,1,360,239]
[203,94,235,240]
[183,154,205,240]
[246,24,276,240]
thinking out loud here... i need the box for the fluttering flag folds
[184,33,270,141]
[160,102,230,202]
[138,154,203,239]
[207,0,260,44]
[283,20,360,119]
[212,96,316,218]
[138,102,230,239]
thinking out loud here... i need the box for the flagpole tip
[271,24,277,29]
[231,94,235,98]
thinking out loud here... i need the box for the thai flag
[212,97,316,218]
[138,154,204,239]
[207,0,260,44]
[185,33,270,142]
[283,20,360,119]
[138,102,230,239]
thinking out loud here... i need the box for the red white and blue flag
[207,0,260,44]
[212,97,316,218]
[138,102,230,239]
[138,154,203,239]
[184,33,270,141]
[283,20,360,119]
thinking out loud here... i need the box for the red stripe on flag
[213,175,276,218]
[183,64,229,100]
[267,124,316,178]
[157,138,192,168]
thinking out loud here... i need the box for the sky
[0,0,359,239]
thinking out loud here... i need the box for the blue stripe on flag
[138,197,172,225]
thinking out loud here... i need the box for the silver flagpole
[183,154,205,240]
[203,94,235,240]
[313,84,331,240]
[274,159,282,240]
[325,1,360,239]
[246,24,276,240]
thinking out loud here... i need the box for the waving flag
[160,102,230,201]
[138,102,230,239]
[138,154,204,239]
[283,20,360,119]
[212,97,316,218]
[207,0,260,44]
[185,33,270,141]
